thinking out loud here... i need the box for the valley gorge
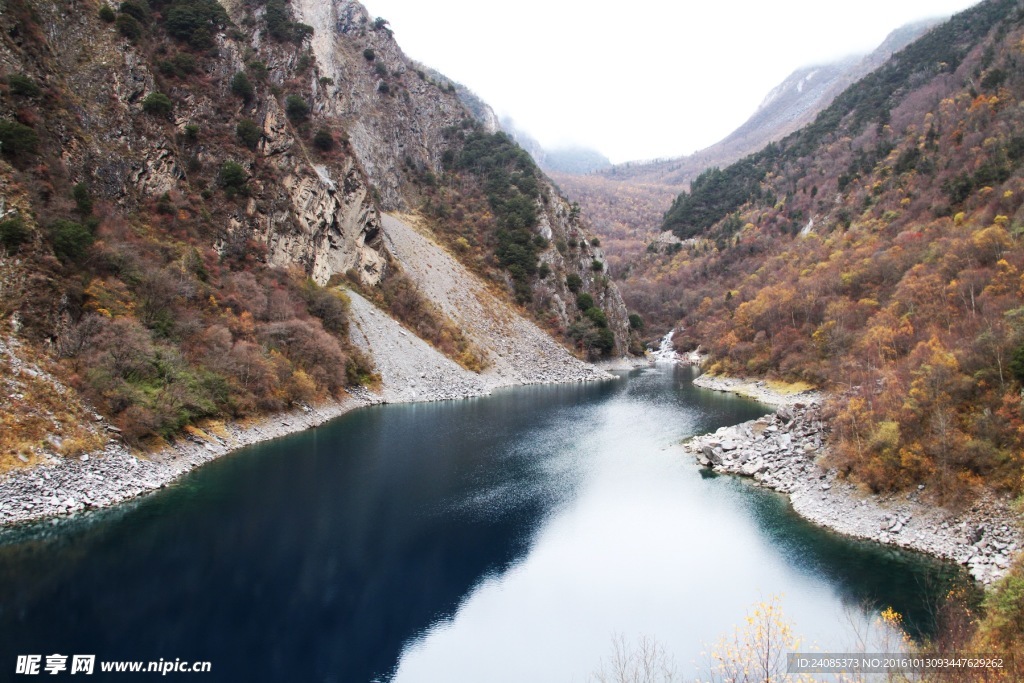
[2,0,1024,679]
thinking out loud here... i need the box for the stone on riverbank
[686,400,1021,584]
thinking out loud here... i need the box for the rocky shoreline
[685,382,1021,584]
[0,351,614,530]
[0,396,374,529]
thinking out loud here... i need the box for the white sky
[360,0,983,164]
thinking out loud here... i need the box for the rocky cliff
[0,0,631,468]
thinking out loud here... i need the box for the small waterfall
[651,330,677,363]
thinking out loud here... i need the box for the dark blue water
[0,366,964,681]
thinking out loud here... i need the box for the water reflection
[0,366,962,683]
[391,368,962,682]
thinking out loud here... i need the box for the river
[0,366,963,681]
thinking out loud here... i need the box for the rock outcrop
[291,0,470,210]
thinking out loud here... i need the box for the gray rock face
[291,0,470,211]
[379,215,616,384]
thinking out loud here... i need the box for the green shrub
[628,313,644,331]
[165,0,228,48]
[1010,343,1024,383]
[363,48,375,61]
[174,53,197,74]
[230,71,254,101]
[7,74,40,98]
[156,192,175,215]
[567,318,614,357]
[219,161,247,196]
[982,570,1024,646]
[49,219,94,263]
[452,130,543,300]
[142,92,173,118]
[0,120,39,158]
[285,95,309,123]
[312,128,334,152]
[264,0,290,39]
[158,53,198,78]
[595,327,615,354]
[118,0,150,24]
[590,237,600,247]
[302,282,349,336]
[72,183,94,216]
[157,60,176,78]
[264,0,308,43]
[235,119,261,150]
[576,292,594,310]
[346,350,377,386]
[115,13,142,40]
[591,259,603,271]
[99,5,116,22]
[246,60,268,81]
[566,273,582,293]
[0,217,30,253]
[585,306,607,328]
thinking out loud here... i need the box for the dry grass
[199,420,230,439]
[764,379,817,395]
[183,424,214,442]
[0,339,105,474]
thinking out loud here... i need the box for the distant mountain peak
[593,17,943,188]
[496,118,611,175]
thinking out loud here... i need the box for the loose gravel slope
[381,213,608,387]
[346,290,490,402]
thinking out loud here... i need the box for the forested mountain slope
[644,0,1024,499]
[0,0,631,465]
[553,21,937,289]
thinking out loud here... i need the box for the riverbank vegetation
[622,0,1024,502]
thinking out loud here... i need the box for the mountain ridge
[0,0,632,469]
[598,18,942,188]
[549,19,943,285]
